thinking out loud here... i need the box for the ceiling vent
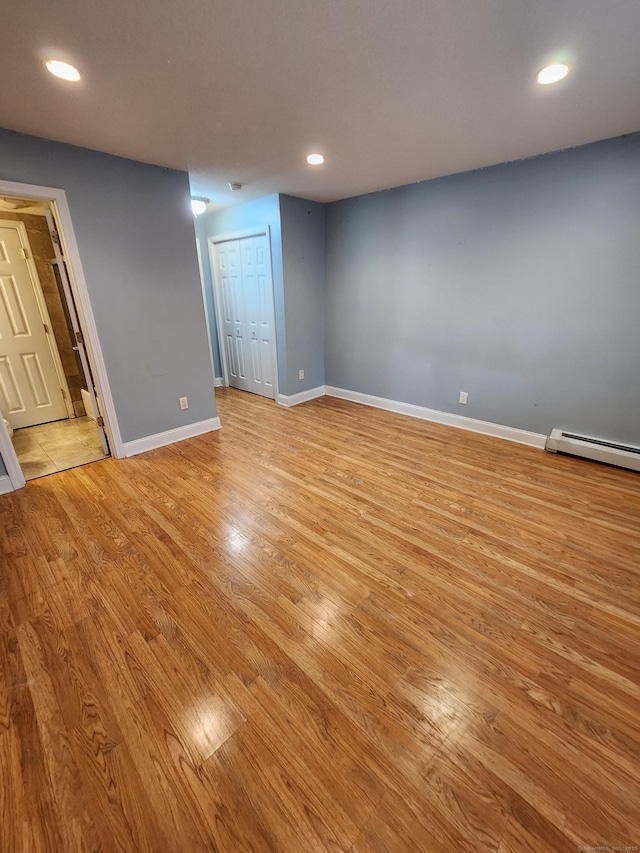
[228,182,242,191]
[545,429,640,472]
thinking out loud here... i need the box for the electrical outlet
[298,369,305,380]
[459,391,468,404]
[179,396,189,410]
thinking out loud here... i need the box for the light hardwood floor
[1,386,639,852]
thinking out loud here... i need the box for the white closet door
[0,223,68,428]
[240,236,277,399]
[214,240,251,392]
[241,238,262,392]
[213,234,277,399]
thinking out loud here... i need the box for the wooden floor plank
[1,386,639,851]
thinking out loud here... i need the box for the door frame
[207,227,279,398]
[0,217,75,420]
[194,236,217,389]
[0,180,124,491]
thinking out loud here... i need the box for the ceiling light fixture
[306,153,324,166]
[537,63,569,85]
[191,197,209,216]
[45,59,81,82]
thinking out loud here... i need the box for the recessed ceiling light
[191,197,208,216]
[537,63,569,85]
[306,153,324,166]
[45,59,81,82]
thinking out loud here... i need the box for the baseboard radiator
[545,429,640,472]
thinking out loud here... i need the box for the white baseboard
[0,474,14,495]
[277,386,326,408]
[214,377,224,387]
[324,386,547,449]
[123,417,222,457]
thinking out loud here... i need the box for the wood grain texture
[1,386,639,852]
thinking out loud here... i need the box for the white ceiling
[3,0,640,209]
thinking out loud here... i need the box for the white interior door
[215,240,250,392]
[0,223,69,428]
[242,235,277,398]
[212,233,277,400]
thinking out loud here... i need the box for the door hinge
[43,322,50,334]
[96,416,105,428]
[61,388,67,399]
[19,247,29,260]
[50,229,61,246]
[75,329,85,346]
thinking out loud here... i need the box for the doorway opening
[0,193,110,481]
[208,229,279,400]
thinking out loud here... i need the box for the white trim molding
[208,227,270,244]
[0,418,26,492]
[277,386,326,408]
[214,377,224,387]
[324,386,547,449]
[123,417,222,457]
[0,475,15,495]
[48,192,124,458]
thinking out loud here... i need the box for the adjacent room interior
[0,1,639,851]
[0,194,108,479]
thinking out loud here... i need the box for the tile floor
[11,416,108,480]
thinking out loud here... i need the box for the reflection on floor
[12,416,108,480]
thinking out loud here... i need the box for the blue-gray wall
[2,127,638,481]
[0,129,216,466]
[325,133,640,445]
[279,195,325,394]
[197,193,326,397]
